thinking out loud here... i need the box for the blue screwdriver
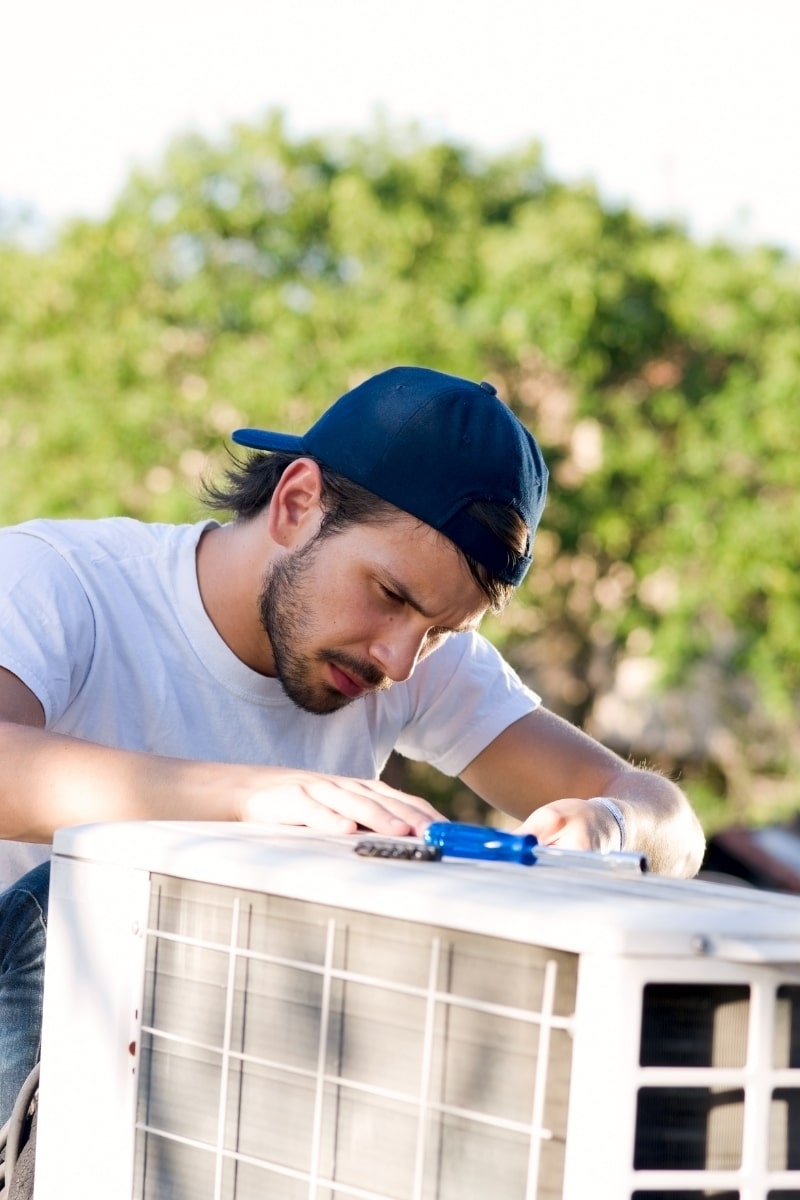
[355,821,647,873]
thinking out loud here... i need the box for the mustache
[322,650,390,691]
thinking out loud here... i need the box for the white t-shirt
[0,517,540,888]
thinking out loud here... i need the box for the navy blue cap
[232,366,548,586]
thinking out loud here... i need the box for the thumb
[517,802,570,845]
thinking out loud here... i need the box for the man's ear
[267,458,325,548]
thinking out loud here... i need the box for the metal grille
[633,980,800,1197]
[133,875,578,1199]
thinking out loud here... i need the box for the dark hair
[202,451,528,610]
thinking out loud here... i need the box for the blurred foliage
[1,111,798,831]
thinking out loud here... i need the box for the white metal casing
[35,821,800,1200]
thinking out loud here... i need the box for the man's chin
[307,689,357,716]
[278,677,357,716]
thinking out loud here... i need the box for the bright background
[3,0,798,252]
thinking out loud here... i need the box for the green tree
[1,113,797,828]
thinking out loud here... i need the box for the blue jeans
[0,862,50,1128]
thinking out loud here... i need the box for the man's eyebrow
[380,572,481,634]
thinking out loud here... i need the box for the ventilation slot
[634,1085,745,1171]
[639,983,750,1068]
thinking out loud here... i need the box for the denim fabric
[0,862,50,1128]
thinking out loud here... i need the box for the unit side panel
[564,955,800,1200]
[35,855,150,1200]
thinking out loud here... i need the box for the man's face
[258,514,487,715]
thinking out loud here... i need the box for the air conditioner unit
[34,820,800,1200]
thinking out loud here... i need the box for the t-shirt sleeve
[0,531,95,724]
[393,631,540,778]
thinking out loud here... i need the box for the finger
[309,783,434,835]
[355,781,444,829]
[244,786,360,833]
[303,775,445,833]
[245,777,437,837]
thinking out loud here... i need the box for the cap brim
[231,428,306,454]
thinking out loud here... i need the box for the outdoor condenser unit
[34,820,800,1200]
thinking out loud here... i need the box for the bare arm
[460,706,705,877]
[0,668,441,842]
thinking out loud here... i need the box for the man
[0,365,705,1124]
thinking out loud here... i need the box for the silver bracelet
[589,796,627,851]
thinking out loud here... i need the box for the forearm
[0,722,243,841]
[0,721,441,843]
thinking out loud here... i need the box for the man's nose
[370,626,425,683]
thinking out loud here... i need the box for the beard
[258,536,390,715]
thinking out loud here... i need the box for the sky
[2,0,799,254]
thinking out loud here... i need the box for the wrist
[588,795,627,851]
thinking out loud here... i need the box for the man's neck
[195,516,277,676]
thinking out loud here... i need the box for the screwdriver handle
[423,822,536,864]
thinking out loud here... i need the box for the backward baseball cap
[232,365,549,587]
